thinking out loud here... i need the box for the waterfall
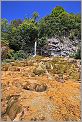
[34,41,37,56]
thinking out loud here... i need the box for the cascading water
[33,41,37,57]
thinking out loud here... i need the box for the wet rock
[1,83,7,89]
[35,84,47,92]
[1,114,11,121]
[23,82,47,92]
[1,100,7,116]
[31,117,37,121]
[31,116,45,121]
[6,95,20,101]
[6,95,21,120]
[23,82,37,91]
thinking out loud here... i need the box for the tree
[8,19,38,55]
[1,19,9,40]
[1,6,81,59]
[37,37,47,47]
[10,19,22,27]
[52,6,65,17]
[38,6,81,39]
[32,12,39,22]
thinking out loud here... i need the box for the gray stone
[47,37,81,57]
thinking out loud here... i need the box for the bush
[33,55,43,62]
[45,57,80,81]
[13,50,27,60]
[1,42,9,60]
[33,67,45,76]
[69,34,75,40]
[37,37,47,47]
[7,50,27,60]
[33,62,46,76]
[70,47,81,59]
[2,64,10,71]
[74,48,81,59]
[6,49,14,59]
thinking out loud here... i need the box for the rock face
[47,37,80,56]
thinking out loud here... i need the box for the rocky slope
[47,37,80,56]
[1,56,81,121]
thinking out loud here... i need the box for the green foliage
[52,6,65,16]
[10,19,22,27]
[33,68,45,76]
[18,19,38,42]
[37,37,47,47]
[1,39,9,45]
[69,31,75,40]
[1,41,9,60]
[8,19,38,53]
[39,7,81,38]
[1,19,10,40]
[74,48,81,59]
[45,57,80,81]
[13,51,27,60]
[9,36,22,51]
[1,6,81,59]
[70,47,81,59]
[7,50,27,60]
[32,12,39,22]
[33,64,46,76]
[2,63,10,71]
[32,55,43,62]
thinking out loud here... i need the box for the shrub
[26,60,34,66]
[45,57,80,81]
[1,45,9,60]
[74,48,81,59]
[33,55,44,62]
[7,50,27,60]
[33,68,45,76]
[33,62,46,76]
[6,49,14,59]
[70,47,81,59]
[2,64,10,71]
[69,34,75,40]
[14,50,27,60]
[37,37,47,47]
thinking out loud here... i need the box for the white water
[33,41,37,57]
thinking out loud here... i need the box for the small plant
[33,55,43,62]
[1,45,9,60]
[26,60,34,66]
[69,33,75,40]
[70,47,81,59]
[7,50,27,60]
[33,62,46,76]
[74,48,81,59]
[33,67,45,76]
[2,64,10,71]
[45,57,80,81]
[13,50,27,60]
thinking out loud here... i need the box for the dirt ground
[1,57,81,121]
